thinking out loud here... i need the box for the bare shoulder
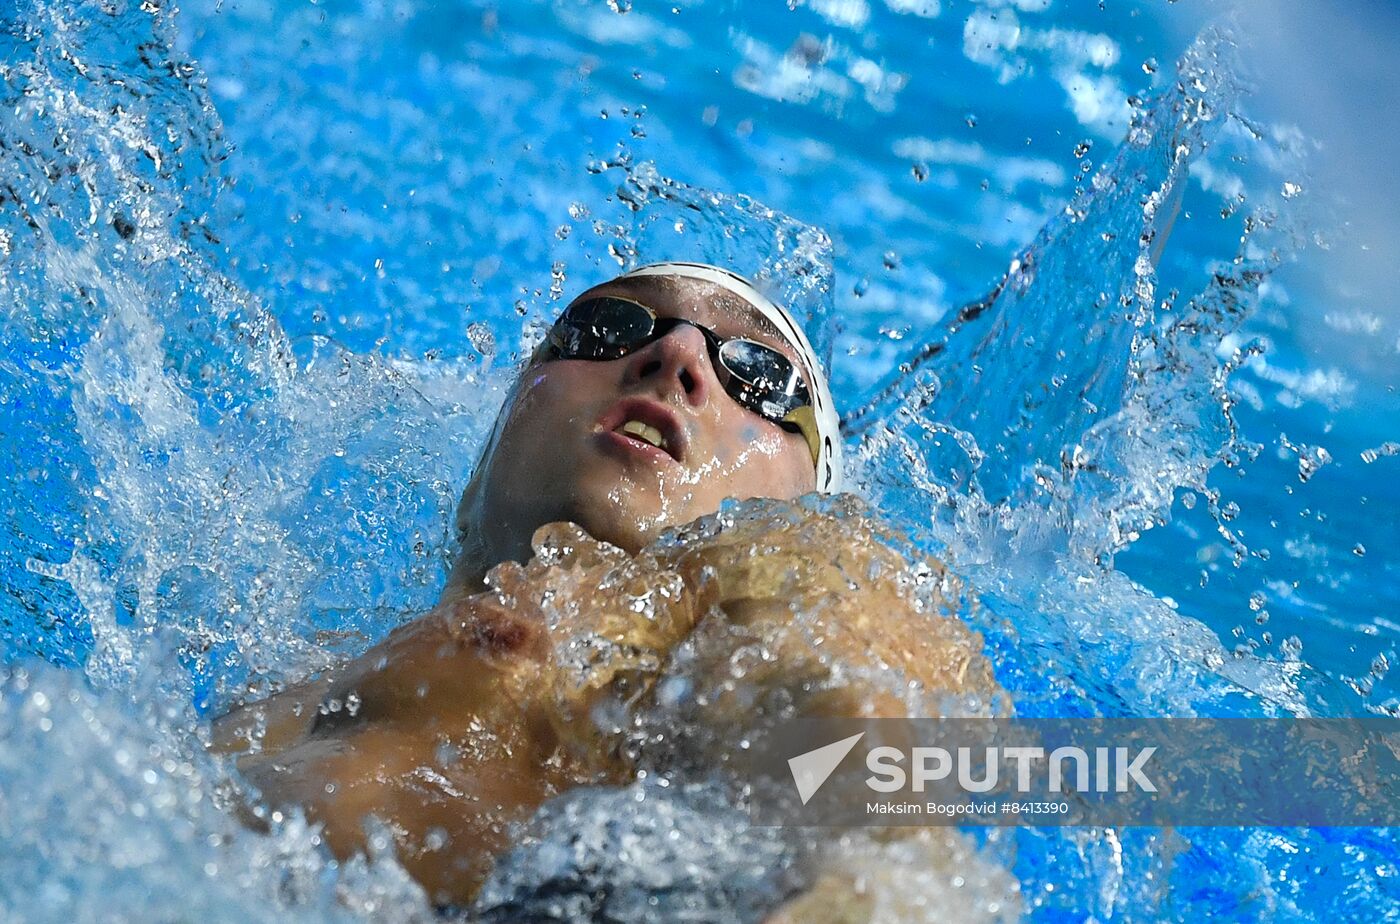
[650,498,1005,717]
[660,496,922,601]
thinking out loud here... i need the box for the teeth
[617,419,667,450]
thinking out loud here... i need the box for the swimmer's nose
[625,323,712,409]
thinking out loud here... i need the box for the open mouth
[617,419,668,451]
[597,398,686,464]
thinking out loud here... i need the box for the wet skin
[210,275,1004,915]
[214,510,1002,912]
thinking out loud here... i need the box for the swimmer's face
[458,274,817,563]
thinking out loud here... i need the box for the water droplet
[467,322,496,356]
[555,224,571,240]
[1353,543,1366,557]
[549,261,568,300]
[882,251,899,270]
[964,112,978,128]
[608,0,632,12]
[568,202,590,221]
[1285,436,1332,483]
[1360,441,1398,464]
[1073,140,1093,158]
[1281,181,1303,199]
[911,163,929,182]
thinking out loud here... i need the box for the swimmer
[211,263,1007,918]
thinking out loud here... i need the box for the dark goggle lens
[550,297,654,359]
[717,339,809,420]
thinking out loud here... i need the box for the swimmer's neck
[439,523,576,603]
[442,545,494,601]
[440,517,542,602]
[441,520,646,605]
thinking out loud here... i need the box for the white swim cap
[618,261,844,493]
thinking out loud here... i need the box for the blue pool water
[1,0,1398,920]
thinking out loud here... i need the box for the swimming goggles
[544,295,822,463]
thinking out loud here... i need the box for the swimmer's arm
[210,673,338,756]
[209,594,552,757]
[762,874,874,924]
[763,828,1019,924]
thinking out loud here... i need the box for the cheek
[517,366,575,406]
[512,364,604,425]
[712,423,758,467]
[491,367,596,470]
[725,427,814,498]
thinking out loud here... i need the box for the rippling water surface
[2,0,1397,920]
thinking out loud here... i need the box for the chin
[551,488,661,555]
[574,507,660,553]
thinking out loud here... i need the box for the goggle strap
[782,404,821,465]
